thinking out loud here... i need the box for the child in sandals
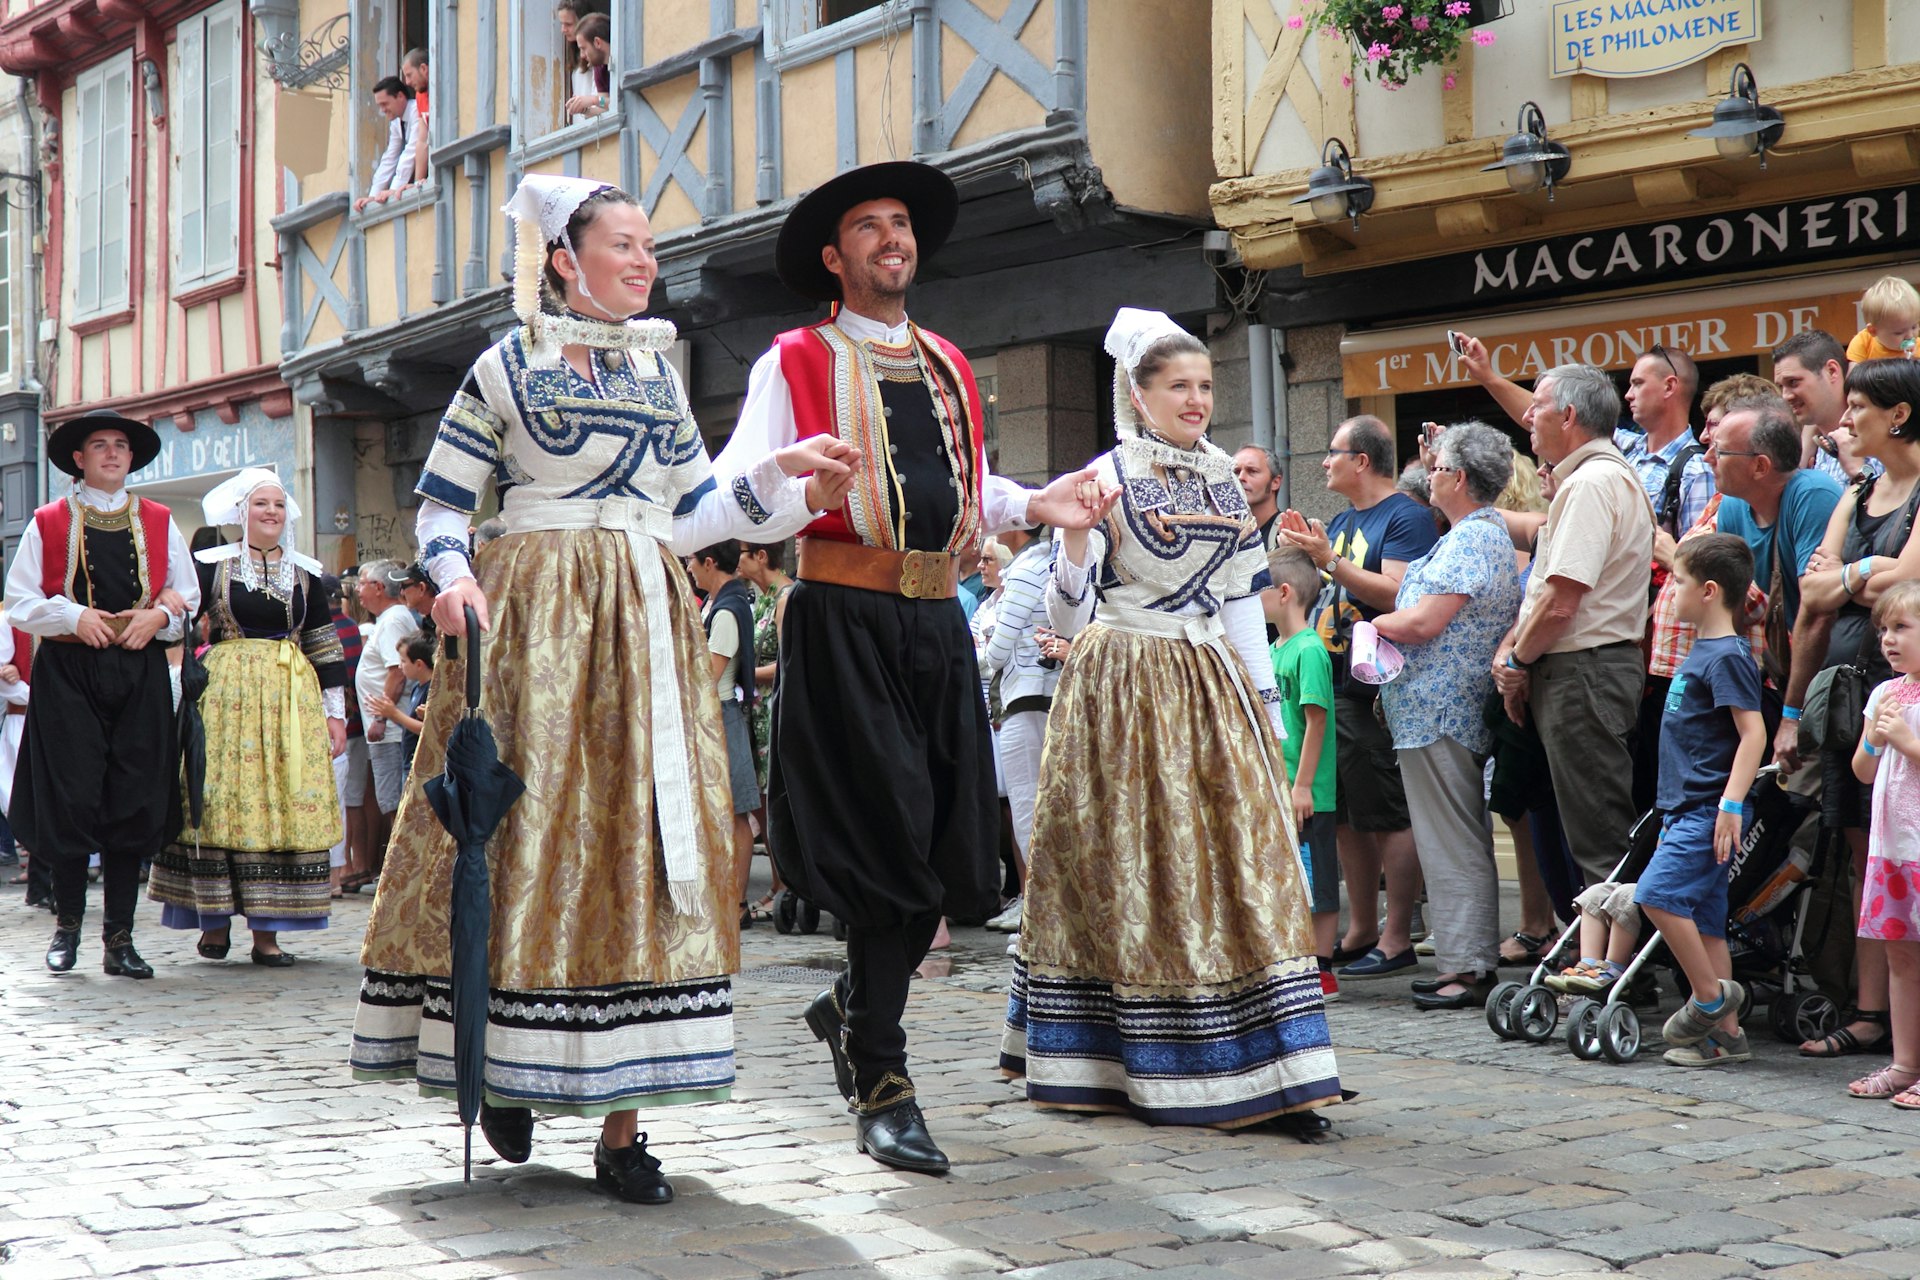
[1848,580,1920,1106]
[1633,535,1767,1068]
[1545,882,1642,994]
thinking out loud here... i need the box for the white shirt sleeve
[1045,528,1101,638]
[0,626,22,706]
[4,516,84,637]
[1222,593,1284,735]
[668,349,820,555]
[393,103,421,188]
[707,608,740,659]
[156,520,199,643]
[370,116,404,196]
[322,686,346,720]
[981,450,1035,536]
[418,500,474,588]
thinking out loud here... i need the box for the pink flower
[1383,79,1401,91]
[1445,1,1471,15]
[1341,73,1353,87]
[1286,14,1304,27]
[1443,73,1457,89]
[1365,40,1393,61]
[1412,15,1430,30]
[1472,29,1496,45]
[1382,4,1403,19]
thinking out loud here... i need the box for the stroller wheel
[1486,981,1524,1039]
[1770,988,1840,1044]
[831,915,848,941]
[797,898,821,935]
[1566,998,1603,1060]
[774,890,799,935]
[1598,1004,1641,1063]
[1514,985,1559,1043]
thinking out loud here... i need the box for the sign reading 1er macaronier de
[1551,0,1760,79]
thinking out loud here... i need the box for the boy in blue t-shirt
[1635,533,1767,1068]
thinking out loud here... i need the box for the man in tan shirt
[1493,364,1654,884]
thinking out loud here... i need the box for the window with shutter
[73,54,132,317]
[175,0,242,288]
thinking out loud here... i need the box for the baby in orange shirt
[1847,275,1920,363]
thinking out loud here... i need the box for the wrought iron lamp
[1687,62,1785,167]
[1483,102,1572,200]
[1291,138,1375,230]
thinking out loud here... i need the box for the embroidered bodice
[196,553,348,690]
[1078,437,1266,617]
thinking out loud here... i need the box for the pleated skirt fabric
[1001,620,1341,1128]
[350,528,739,1116]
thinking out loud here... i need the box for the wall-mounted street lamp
[1687,62,1785,168]
[1483,101,1572,200]
[1291,138,1375,231]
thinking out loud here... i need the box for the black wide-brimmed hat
[46,412,163,479]
[775,161,959,302]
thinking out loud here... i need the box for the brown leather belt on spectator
[796,537,958,601]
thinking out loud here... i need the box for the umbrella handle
[464,604,483,712]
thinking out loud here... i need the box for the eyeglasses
[1706,443,1762,458]
[1325,448,1362,458]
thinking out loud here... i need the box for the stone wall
[993,342,1102,488]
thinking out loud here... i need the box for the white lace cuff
[322,686,347,721]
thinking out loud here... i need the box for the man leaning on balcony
[355,74,420,212]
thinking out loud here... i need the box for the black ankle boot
[802,986,855,1103]
[46,918,80,972]
[478,1102,533,1163]
[594,1133,672,1205]
[852,1074,949,1175]
[102,931,154,979]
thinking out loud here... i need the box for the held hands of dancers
[775,436,862,512]
[1032,468,1121,570]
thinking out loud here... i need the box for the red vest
[776,319,986,549]
[33,494,173,607]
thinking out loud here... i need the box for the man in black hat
[4,414,198,977]
[718,161,1115,1174]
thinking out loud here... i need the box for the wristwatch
[1506,651,1533,670]
[1322,553,1340,575]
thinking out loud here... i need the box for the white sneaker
[986,897,1024,932]
[1006,936,1019,956]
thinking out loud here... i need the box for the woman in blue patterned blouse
[1371,422,1524,1012]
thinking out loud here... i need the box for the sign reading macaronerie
[1551,0,1760,78]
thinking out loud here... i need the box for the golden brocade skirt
[351,528,740,1116]
[1001,620,1341,1128]
[149,638,340,927]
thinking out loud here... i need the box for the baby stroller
[1487,764,1836,1061]
[772,888,847,940]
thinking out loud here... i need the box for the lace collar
[528,307,676,352]
[1117,430,1234,485]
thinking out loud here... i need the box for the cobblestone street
[4,884,1919,1280]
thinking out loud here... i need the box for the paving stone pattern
[2,887,1917,1279]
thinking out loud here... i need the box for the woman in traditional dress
[148,471,347,966]
[350,175,856,1205]
[1001,307,1341,1134]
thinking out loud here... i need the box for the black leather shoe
[1264,1110,1336,1144]
[1411,975,1450,995]
[1412,975,1492,1010]
[250,949,296,968]
[594,1134,673,1205]
[46,920,80,972]
[102,933,155,979]
[855,1100,950,1175]
[802,986,855,1104]
[479,1102,533,1164]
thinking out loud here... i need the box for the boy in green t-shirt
[1264,546,1341,1000]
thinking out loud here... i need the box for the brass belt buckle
[898,549,938,599]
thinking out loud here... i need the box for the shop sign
[1342,289,1859,396]
[1465,185,1913,307]
[129,405,297,486]
[1551,0,1760,79]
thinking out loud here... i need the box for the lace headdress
[195,466,323,574]
[1103,307,1199,441]
[503,174,675,353]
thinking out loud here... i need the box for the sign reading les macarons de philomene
[1551,0,1760,79]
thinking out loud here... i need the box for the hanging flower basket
[1304,0,1512,90]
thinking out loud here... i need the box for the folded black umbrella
[421,605,524,1181]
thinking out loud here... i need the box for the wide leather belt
[797,537,959,601]
[47,615,132,644]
